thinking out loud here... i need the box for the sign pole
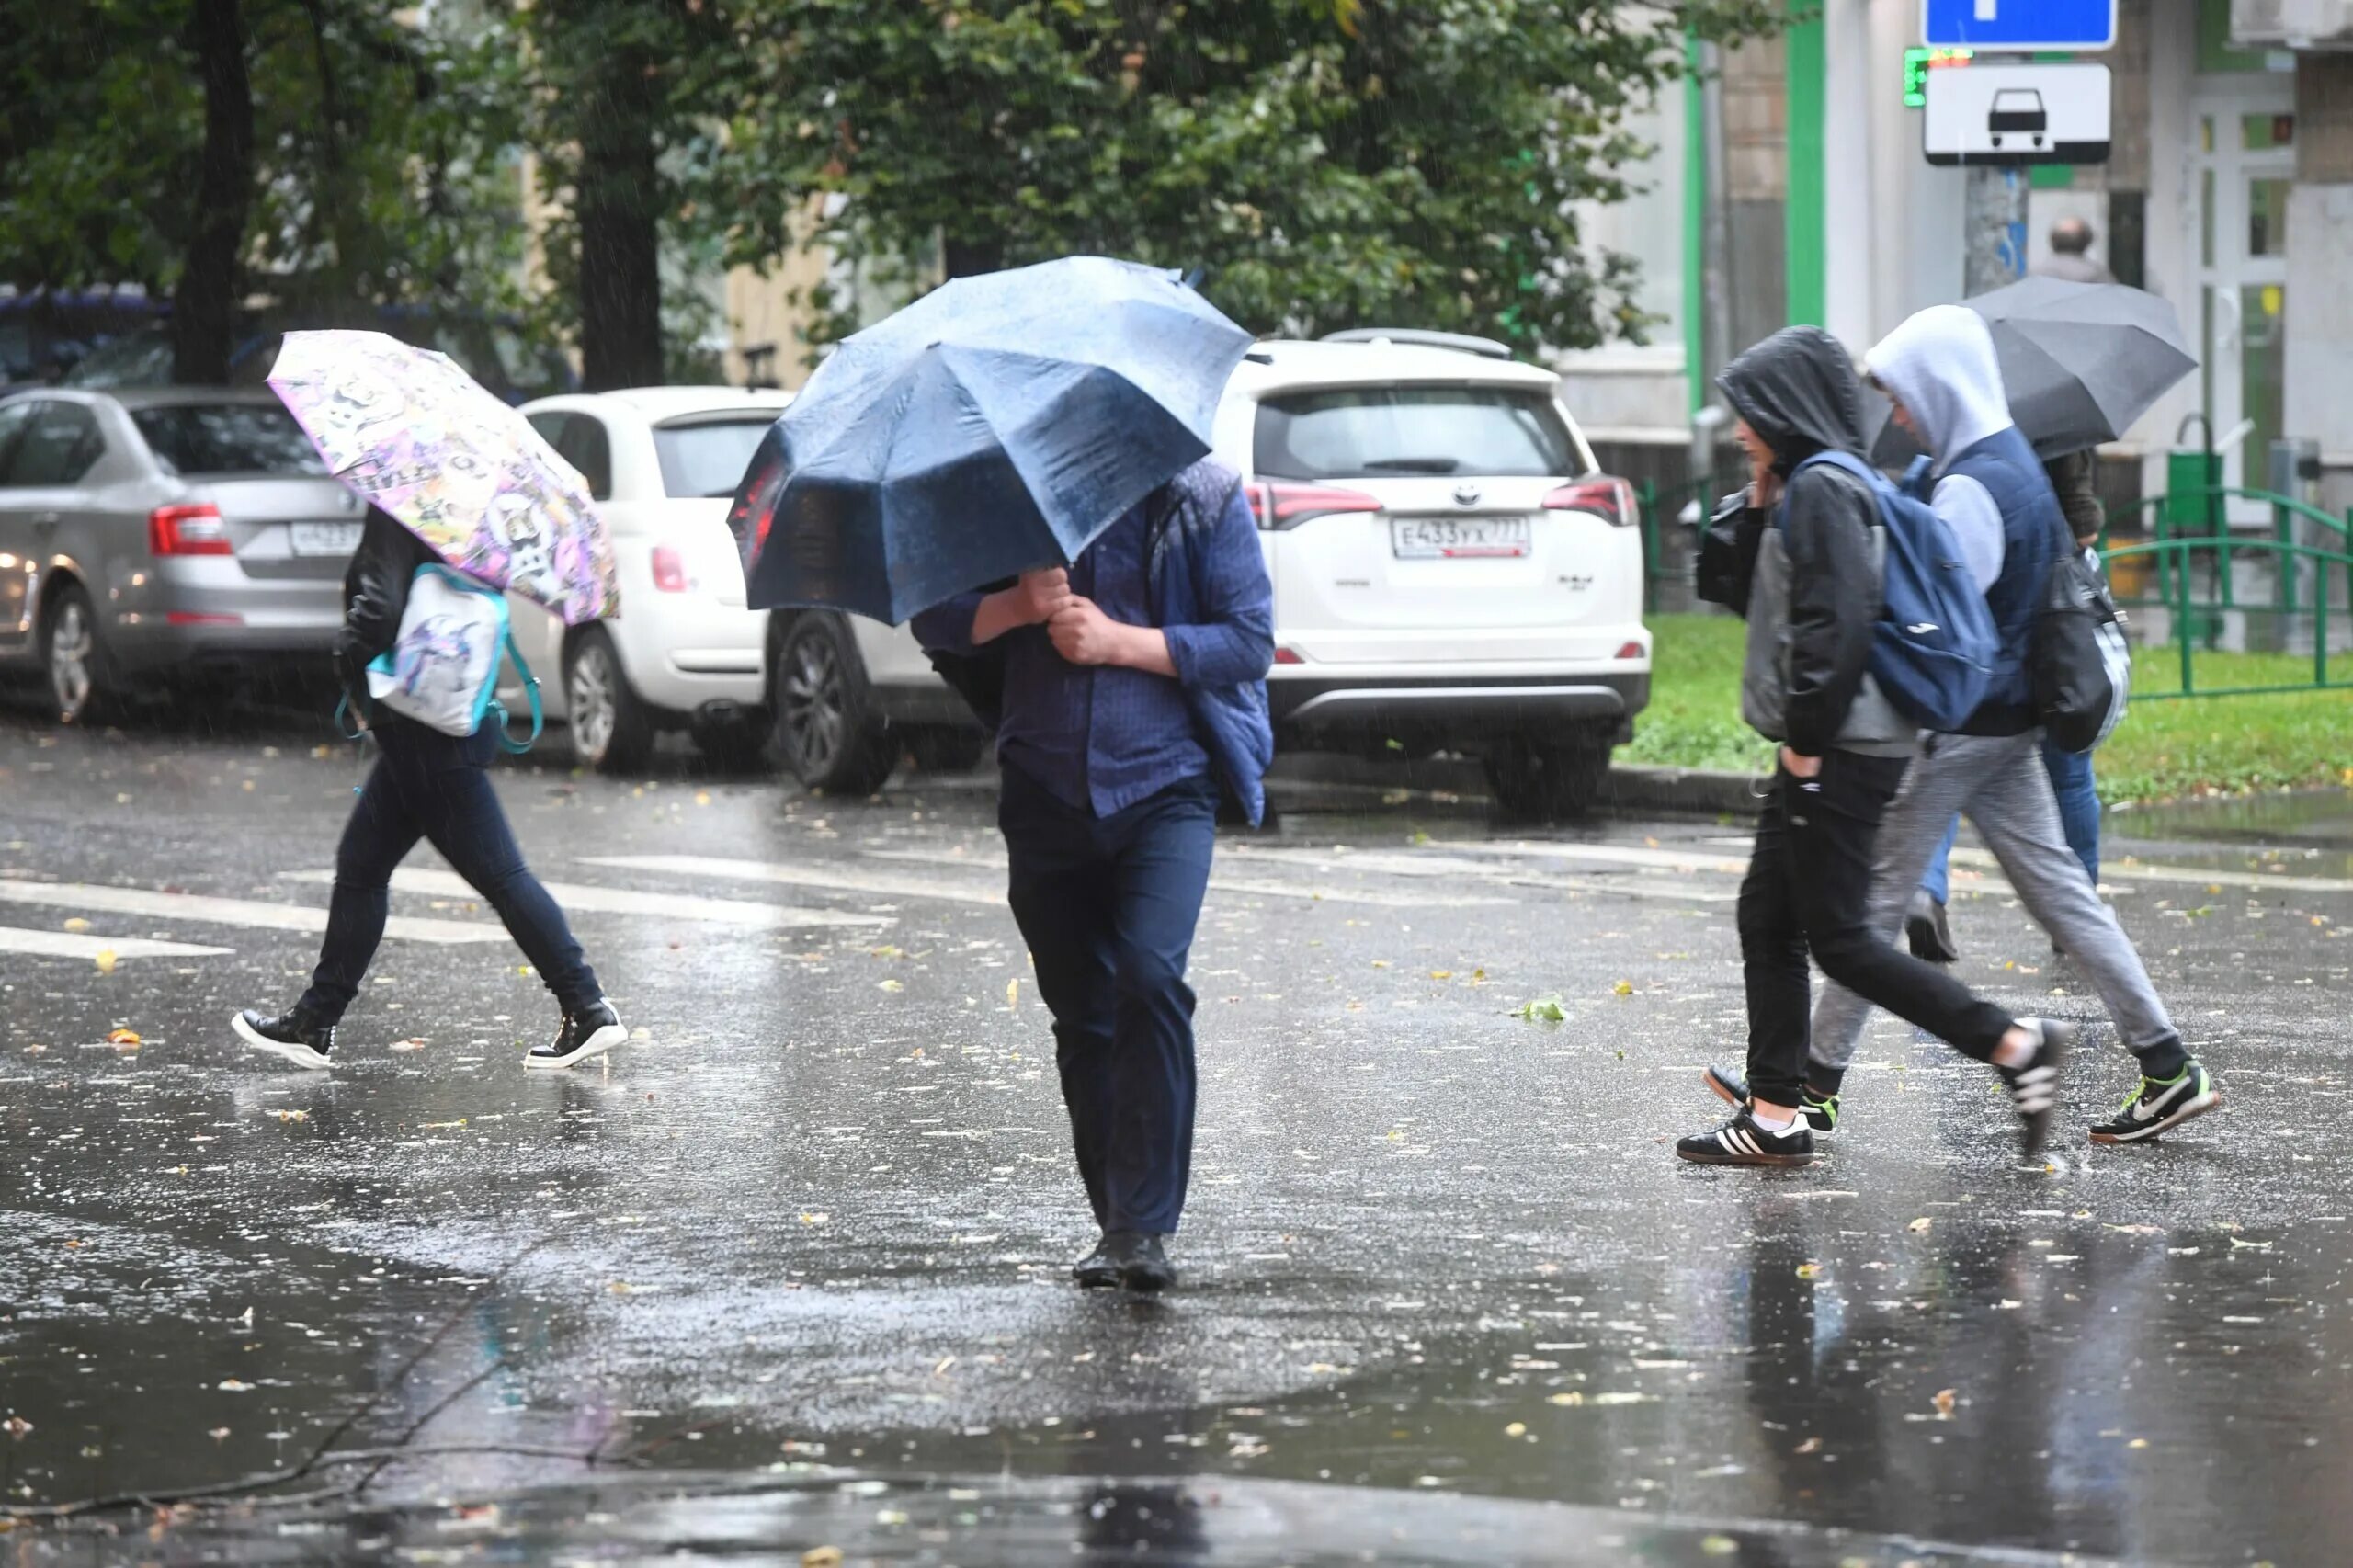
[1962,163,2029,295]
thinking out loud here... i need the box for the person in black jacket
[1676,327,2068,1168]
[233,506,623,1071]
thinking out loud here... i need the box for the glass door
[2189,88,2295,527]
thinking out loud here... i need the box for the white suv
[774,331,1652,816]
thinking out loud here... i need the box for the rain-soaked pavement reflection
[3,710,2349,1562]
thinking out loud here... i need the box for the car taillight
[1541,477,1639,528]
[651,544,688,593]
[1273,647,1305,665]
[150,504,233,556]
[1615,640,1645,661]
[1248,482,1384,530]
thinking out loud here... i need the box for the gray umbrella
[1870,277,2197,467]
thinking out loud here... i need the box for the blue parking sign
[1923,0,2116,51]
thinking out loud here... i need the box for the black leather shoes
[1118,1233,1176,1293]
[1905,890,1959,963]
[1073,1231,1177,1291]
[1072,1234,1122,1288]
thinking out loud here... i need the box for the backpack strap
[492,623,542,756]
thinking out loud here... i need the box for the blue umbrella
[726,256,1253,624]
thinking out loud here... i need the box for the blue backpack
[1782,449,1996,733]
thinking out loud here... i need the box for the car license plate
[1391,517,1529,559]
[289,520,363,557]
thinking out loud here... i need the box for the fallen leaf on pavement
[1612,979,1633,997]
[802,1551,845,1568]
[1932,1388,1956,1417]
[1006,978,1020,1010]
[1908,1217,1933,1233]
[63,917,90,934]
[93,948,117,974]
[107,1028,141,1046]
[1515,996,1566,1023]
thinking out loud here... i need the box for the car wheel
[770,614,896,795]
[565,628,655,773]
[42,584,113,726]
[903,726,987,775]
[1483,729,1614,822]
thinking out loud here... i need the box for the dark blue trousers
[300,717,601,1024]
[1000,765,1218,1237]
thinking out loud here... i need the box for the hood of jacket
[1866,305,2013,473]
[1718,325,1868,474]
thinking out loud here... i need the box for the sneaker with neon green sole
[2089,1061,2220,1144]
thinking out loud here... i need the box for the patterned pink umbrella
[267,330,619,624]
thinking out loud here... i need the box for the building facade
[1556,0,2353,522]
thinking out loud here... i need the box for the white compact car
[506,388,793,770]
[779,330,1651,817]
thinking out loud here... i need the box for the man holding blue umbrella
[729,258,1273,1290]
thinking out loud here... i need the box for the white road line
[0,926,231,961]
[283,869,892,929]
[1209,845,1735,905]
[0,880,504,944]
[580,854,1006,908]
[1435,837,2353,900]
[856,848,1513,909]
[1950,847,2353,897]
[586,850,1511,911]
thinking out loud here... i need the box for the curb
[1600,763,1765,818]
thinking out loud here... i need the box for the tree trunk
[574,42,666,391]
[174,0,254,385]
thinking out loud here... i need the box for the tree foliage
[718,0,1782,357]
[0,0,532,377]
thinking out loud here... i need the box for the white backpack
[358,564,542,751]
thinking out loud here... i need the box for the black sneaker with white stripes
[233,1006,335,1070]
[1999,1017,2073,1159]
[2089,1060,2220,1144]
[1702,1064,1840,1136]
[1676,1107,1816,1167]
[525,1001,627,1070]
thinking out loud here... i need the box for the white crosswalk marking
[855,847,1516,909]
[1214,844,1737,905]
[589,851,1512,911]
[281,868,892,929]
[0,880,504,944]
[580,854,1005,908]
[0,926,231,961]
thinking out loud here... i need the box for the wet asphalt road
[3,702,2352,1565]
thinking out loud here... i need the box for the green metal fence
[2100,486,2352,615]
[2099,536,2353,699]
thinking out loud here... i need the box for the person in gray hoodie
[1677,326,2072,1168]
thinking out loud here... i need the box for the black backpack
[2032,546,2131,754]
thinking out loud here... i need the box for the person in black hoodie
[232,505,623,1071]
[1676,327,2069,1168]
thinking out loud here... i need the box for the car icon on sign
[1989,89,2049,150]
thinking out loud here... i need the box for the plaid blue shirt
[916,502,1211,816]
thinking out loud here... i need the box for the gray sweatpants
[1808,729,2187,1079]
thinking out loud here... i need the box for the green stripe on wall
[1685,33,1706,414]
[1783,1,1825,329]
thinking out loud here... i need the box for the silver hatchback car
[0,387,365,722]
